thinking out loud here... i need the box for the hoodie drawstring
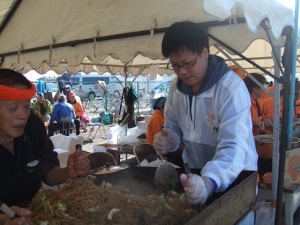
[187,95,197,131]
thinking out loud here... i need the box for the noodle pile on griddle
[30,178,197,225]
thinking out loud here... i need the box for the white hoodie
[164,70,257,192]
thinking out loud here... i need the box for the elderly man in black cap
[31,92,52,122]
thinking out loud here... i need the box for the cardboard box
[284,148,300,188]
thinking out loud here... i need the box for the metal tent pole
[272,46,281,209]
[288,0,299,149]
[275,23,297,225]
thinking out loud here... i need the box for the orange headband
[0,82,36,100]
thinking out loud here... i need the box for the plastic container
[99,112,113,125]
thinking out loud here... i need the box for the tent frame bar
[0,0,22,34]
[208,33,284,83]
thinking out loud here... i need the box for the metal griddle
[92,166,165,196]
[92,166,257,225]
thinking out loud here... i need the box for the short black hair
[243,73,267,93]
[162,21,209,58]
[0,68,31,89]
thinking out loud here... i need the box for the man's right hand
[262,118,273,127]
[0,206,32,225]
[153,128,176,155]
[180,174,213,206]
[253,120,265,130]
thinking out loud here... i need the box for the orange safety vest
[250,97,265,136]
[295,99,300,117]
[261,85,275,101]
[72,101,84,117]
[146,109,164,144]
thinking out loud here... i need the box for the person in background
[245,75,282,188]
[262,88,284,122]
[95,80,106,97]
[48,94,76,136]
[0,69,90,223]
[146,97,167,144]
[257,88,285,188]
[261,81,275,101]
[228,64,246,79]
[58,80,66,93]
[52,90,61,107]
[68,91,84,135]
[31,92,52,122]
[147,96,184,167]
[58,79,72,102]
[294,81,300,117]
[269,81,273,87]
[153,21,257,206]
[243,73,273,135]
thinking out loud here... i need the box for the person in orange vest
[262,80,297,120]
[262,88,284,122]
[244,73,275,188]
[228,64,246,79]
[261,84,275,101]
[294,82,300,117]
[68,91,84,135]
[243,73,273,136]
[147,96,183,167]
[147,97,167,144]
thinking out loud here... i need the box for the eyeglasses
[167,54,199,71]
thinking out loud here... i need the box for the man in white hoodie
[153,21,257,206]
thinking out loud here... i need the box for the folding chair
[86,118,106,140]
[133,143,159,165]
[87,152,117,170]
[60,116,73,136]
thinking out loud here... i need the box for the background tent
[0,0,297,76]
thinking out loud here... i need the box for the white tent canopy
[0,0,297,75]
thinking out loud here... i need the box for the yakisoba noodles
[30,178,198,225]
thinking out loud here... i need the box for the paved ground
[80,105,149,150]
[79,110,139,165]
[79,109,114,152]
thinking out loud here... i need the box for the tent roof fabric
[0,0,296,75]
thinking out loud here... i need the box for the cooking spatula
[154,155,179,191]
[154,128,179,191]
